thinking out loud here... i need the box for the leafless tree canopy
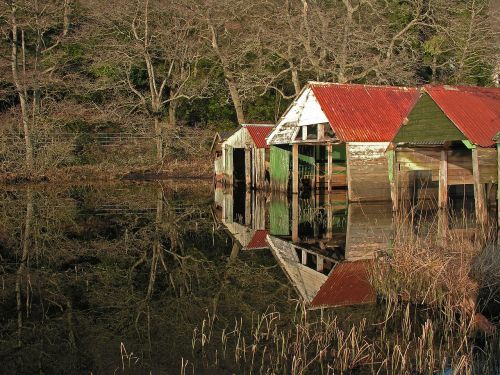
[0,0,498,174]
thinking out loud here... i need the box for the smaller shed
[391,85,500,220]
[215,124,274,189]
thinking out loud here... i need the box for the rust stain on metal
[310,83,420,142]
[424,85,500,148]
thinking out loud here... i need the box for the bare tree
[1,0,72,171]
[95,0,209,162]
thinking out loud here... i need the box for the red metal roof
[424,85,500,147]
[310,261,376,308]
[310,83,420,142]
[243,230,268,250]
[245,125,274,148]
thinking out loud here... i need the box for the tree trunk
[291,66,301,96]
[10,3,34,171]
[225,76,246,124]
[168,98,177,128]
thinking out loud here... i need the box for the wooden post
[292,143,299,194]
[292,193,299,242]
[301,250,307,265]
[318,124,325,140]
[327,143,332,193]
[389,149,398,211]
[437,208,448,246]
[346,144,354,202]
[472,148,487,225]
[315,146,320,191]
[316,255,324,272]
[245,147,251,188]
[251,148,256,189]
[438,149,448,209]
[326,193,333,240]
[245,190,251,226]
[302,126,308,141]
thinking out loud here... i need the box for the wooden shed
[391,85,500,222]
[214,124,274,189]
[266,82,419,201]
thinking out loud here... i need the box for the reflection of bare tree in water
[131,184,208,356]
[16,188,33,348]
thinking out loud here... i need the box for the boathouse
[213,124,274,189]
[266,82,419,201]
[391,85,500,221]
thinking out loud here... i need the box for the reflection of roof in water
[267,235,327,303]
[310,260,376,308]
[243,230,268,250]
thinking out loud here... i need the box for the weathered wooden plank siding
[347,143,392,201]
[270,145,291,191]
[345,203,393,261]
[396,147,497,186]
[394,93,466,143]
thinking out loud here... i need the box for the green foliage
[90,64,121,81]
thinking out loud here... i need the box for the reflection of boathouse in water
[214,187,393,308]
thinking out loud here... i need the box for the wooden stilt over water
[472,148,487,225]
[292,193,299,242]
[388,147,398,211]
[327,144,333,193]
[438,148,448,209]
[292,144,299,194]
[245,147,251,188]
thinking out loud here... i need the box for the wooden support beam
[326,193,333,240]
[318,124,325,140]
[245,190,251,226]
[389,149,398,211]
[292,144,299,194]
[292,193,299,242]
[437,209,448,246]
[245,147,251,188]
[346,144,354,202]
[302,126,308,141]
[472,148,487,225]
[327,144,332,193]
[301,250,307,265]
[316,255,324,272]
[251,148,256,189]
[438,149,448,209]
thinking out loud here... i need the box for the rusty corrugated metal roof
[424,85,500,147]
[310,261,376,308]
[310,83,420,142]
[243,230,268,250]
[244,124,274,148]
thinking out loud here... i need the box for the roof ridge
[308,81,416,91]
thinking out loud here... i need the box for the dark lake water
[0,181,499,374]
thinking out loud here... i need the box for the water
[0,181,498,374]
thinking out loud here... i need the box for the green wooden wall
[270,145,291,191]
[394,93,467,143]
[269,197,290,236]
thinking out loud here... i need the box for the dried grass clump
[371,207,499,325]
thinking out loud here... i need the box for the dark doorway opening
[233,148,246,183]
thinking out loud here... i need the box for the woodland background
[0,0,499,179]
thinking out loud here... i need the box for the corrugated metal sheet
[310,83,420,142]
[425,85,500,147]
[245,125,274,148]
[310,261,375,308]
[243,230,268,250]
